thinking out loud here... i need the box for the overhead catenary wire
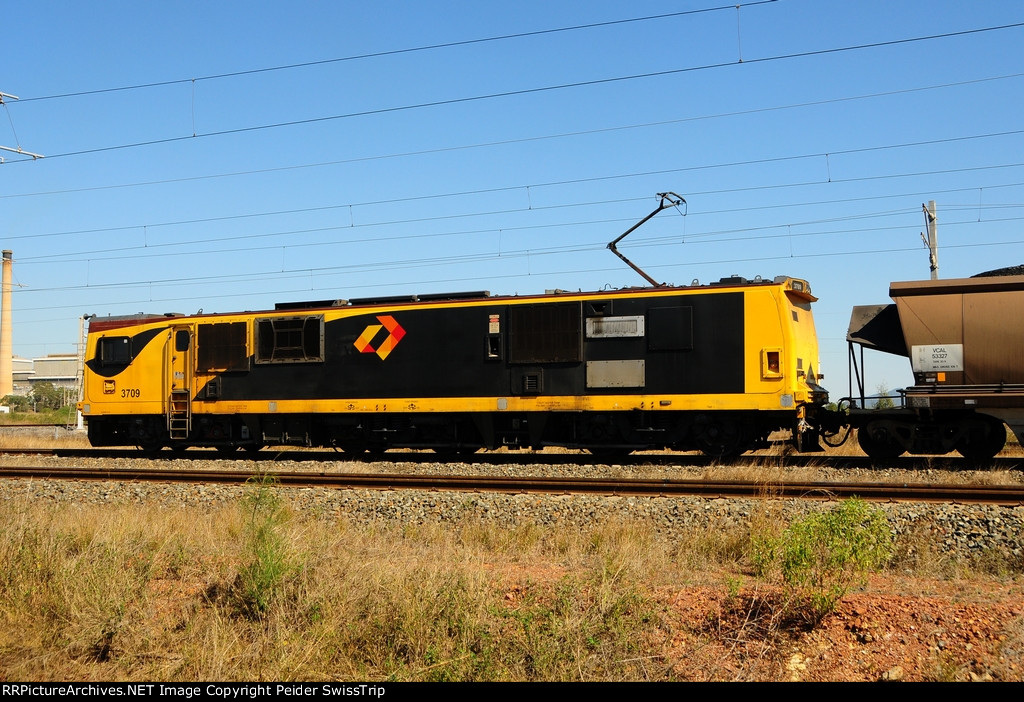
[12,165,1024,273]
[8,127,1024,244]
[3,20,1022,163]
[14,2,779,104]
[16,209,1024,297]
[13,169,1024,272]
[15,232,1024,317]
[3,72,1022,201]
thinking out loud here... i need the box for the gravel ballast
[1,453,1022,560]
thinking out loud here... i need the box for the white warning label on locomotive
[911,344,963,372]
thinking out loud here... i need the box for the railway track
[1,465,1022,505]
[2,446,1023,470]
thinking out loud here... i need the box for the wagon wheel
[856,423,905,460]
[955,416,1006,460]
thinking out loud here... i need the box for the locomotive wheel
[955,416,1007,460]
[693,419,741,460]
[856,424,905,460]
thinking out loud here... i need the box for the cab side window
[99,336,132,366]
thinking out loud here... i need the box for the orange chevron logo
[354,315,406,360]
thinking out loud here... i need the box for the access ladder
[168,390,191,440]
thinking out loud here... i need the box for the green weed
[752,498,893,623]
[234,475,293,619]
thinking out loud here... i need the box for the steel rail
[1,466,1021,505]
[3,446,1023,471]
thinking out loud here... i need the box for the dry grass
[0,427,1019,680]
[1,481,1020,682]
[0,494,693,681]
[0,427,92,450]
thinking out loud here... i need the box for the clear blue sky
[3,0,1023,395]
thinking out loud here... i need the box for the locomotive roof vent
[349,294,419,306]
[712,275,749,285]
[417,290,490,301]
[348,290,491,307]
[94,312,183,322]
[274,299,348,310]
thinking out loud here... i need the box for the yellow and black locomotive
[79,275,828,457]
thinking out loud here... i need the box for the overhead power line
[16,228,1024,327]
[16,179,1024,270]
[5,20,1022,164]
[15,2,779,104]
[7,127,1024,243]
[14,219,1024,303]
[3,72,1022,200]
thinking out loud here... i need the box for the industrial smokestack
[0,250,12,398]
